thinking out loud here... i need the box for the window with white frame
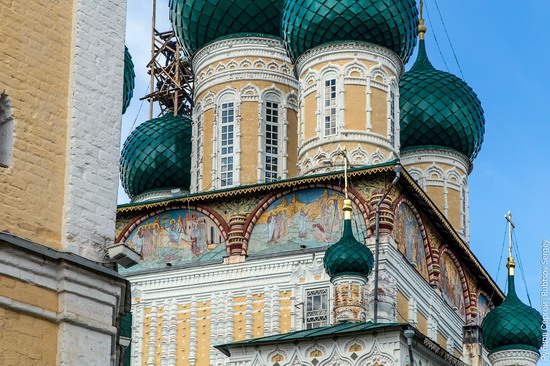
[264,95,280,182]
[0,93,14,168]
[324,78,337,136]
[195,113,203,191]
[305,287,329,329]
[389,90,396,146]
[219,99,235,187]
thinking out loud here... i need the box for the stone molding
[488,349,540,366]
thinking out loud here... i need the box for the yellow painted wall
[177,304,191,366]
[0,275,58,312]
[252,294,265,338]
[287,110,298,178]
[447,188,462,230]
[345,85,366,130]
[200,109,215,191]
[196,301,211,366]
[397,290,409,323]
[0,0,73,249]
[0,308,58,365]
[279,290,292,333]
[303,93,317,140]
[142,307,151,363]
[232,296,246,341]
[437,331,448,350]
[240,102,260,184]
[371,89,387,136]
[417,311,428,336]
[426,186,446,215]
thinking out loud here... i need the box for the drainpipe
[373,164,402,323]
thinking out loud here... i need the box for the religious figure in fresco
[477,294,491,325]
[440,253,466,319]
[394,202,429,280]
[122,209,226,272]
[249,188,367,255]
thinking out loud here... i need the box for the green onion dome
[400,39,485,160]
[120,114,192,198]
[169,0,283,55]
[481,274,543,354]
[323,217,374,278]
[122,46,135,115]
[281,0,418,62]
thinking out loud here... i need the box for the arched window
[263,93,281,182]
[218,93,236,187]
[323,73,338,136]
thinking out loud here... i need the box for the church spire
[418,0,427,40]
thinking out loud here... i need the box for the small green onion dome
[399,39,485,160]
[323,218,374,278]
[281,0,418,62]
[169,0,283,55]
[122,46,135,115]
[481,274,543,354]
[120,114,192,198]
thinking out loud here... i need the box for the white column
[245,289,253,339]
[189,297,198,366]
[148,303,158,366]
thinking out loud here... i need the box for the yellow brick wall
[371,88,388,136]
[437,331,448,350]
[345,85,366,131]
[232,296,246,341]
[304,93,317,140]
[279,290,292,333]
[0,0,72,249]
[426,186,446,215]
[196,301,211,366]
[252,294,265,338]
[447,188,462,230]
[240,101,260,184]
[0,308,58,366]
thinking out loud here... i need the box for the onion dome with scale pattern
[323,200,374,278]
[120,114,192,199]
[169,0,283,55]
[399,39,485,161]
[122,46,135,115]
[281,0,418,62]
[481,267,543,354]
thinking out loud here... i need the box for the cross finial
[504,211,516,275]
[418,0,427,40]
[341,149,352,219]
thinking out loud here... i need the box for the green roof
[215,321,406,355]
[399,39,485,160]
[120,114,192,198]
[323,218,373,278]
[281,0,418,62]
[169,0,283,55]
[481,274,543,354]
[122,46,135,115]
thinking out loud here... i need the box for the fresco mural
[440,253,466,319]
[394,201,429,280]
[122,209,225,272]
[248,188,367,255]
[477,293,491,325]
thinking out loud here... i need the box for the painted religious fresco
[121,209,225,272]
[248,188,367,255]
[439,253,466,319]
[393,201,429,280]
[477,294,491,325]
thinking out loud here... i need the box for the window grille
[305,288,329,329]
[264,100,279,182]
[324,79,337,136]
[219,102,234,187]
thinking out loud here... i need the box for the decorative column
[226,214,247,263]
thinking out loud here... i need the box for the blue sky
[121,0,550,311]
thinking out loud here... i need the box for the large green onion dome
[122,46,135,115]
[169,0,283,55]
[281,0,418,62]
[324,207,374,278]
[481,273,543,354]
[120,114,192,198]
[400,39,485,160]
